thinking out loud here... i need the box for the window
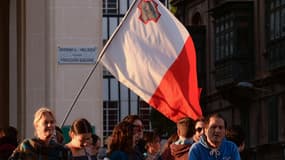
[103,101,119,137]
[215,14,235,62]
[211,2,253,88]
[103,0,118,15]
[138,100,152,131]
[266,0,285,70]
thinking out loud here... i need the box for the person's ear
[34,123,38,129]
[177,129,180,136]
[69,131,74,138]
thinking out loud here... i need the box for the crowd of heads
[1,106,245,160]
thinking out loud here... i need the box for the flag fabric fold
[100,0,202,122]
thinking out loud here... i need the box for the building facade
[171,0,285,159]
[0,0,103,140]
[0,0,169,142]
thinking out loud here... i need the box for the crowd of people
[0,106,245,160]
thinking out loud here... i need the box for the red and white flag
[100,0,202,122]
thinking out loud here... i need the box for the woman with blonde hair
[9,107,72,160]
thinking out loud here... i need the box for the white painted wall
[12,0,103,139]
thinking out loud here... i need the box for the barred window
[215,14,235,62]
[103,101,119,137]
[266,0,285,70]
[268,0,285,40]
[103,0,118,15]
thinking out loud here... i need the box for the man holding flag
[99,0,202,122]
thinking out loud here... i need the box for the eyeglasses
[195,127,203,133]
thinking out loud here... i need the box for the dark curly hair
[107,121,135,155]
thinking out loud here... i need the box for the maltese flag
[100,0,202,122]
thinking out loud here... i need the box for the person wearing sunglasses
[192,117,205,142]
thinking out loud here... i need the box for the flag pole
[60,0,138,127]
[95,0,138,64]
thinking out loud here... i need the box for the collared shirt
[174,137,194,145]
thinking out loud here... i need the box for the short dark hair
[3,126,18,138]
[205,113,227,129]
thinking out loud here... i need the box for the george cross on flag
[100,0,202,122]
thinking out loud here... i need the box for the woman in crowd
[9,107,72,160]
[122,115,145,160]
[65,118,96,160]
[106,121,139,160]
